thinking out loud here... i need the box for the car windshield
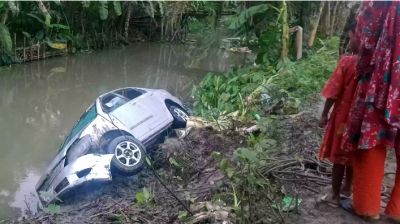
[60,104,97,150]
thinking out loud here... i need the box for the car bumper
[37,154,114,204]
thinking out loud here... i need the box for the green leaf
[46,204,61,215]
[135,187,151,205]
[0,24,12,53]
[135,191,145,204]
[82,1,90,8]
[49,23,70,30]
[99,1,108,21]
[145,157,152,166]
[234,148,258,163]
[44,14,51,27]
[229,4,272,30]
[272,195,302,212]
[26,13,45,25]
[178,211,188,220]
[7,1,19,15]
[112,1,122,16]
[169,157,180,167]
[21,31,31,39]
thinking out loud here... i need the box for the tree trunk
[1,10,8,24]
[339,2,360,55]
[124,2,132,40]
[330,1,340,37]
[324,1,331,36]
[307,1,325,48]
[290,26,303,60]
[37,0,51,25]
[280,0,289,60]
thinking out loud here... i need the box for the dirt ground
[281,100,397,224]
[10,100,399,224]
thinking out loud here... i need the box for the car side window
[115,88,143,100]
[101,93,129,113]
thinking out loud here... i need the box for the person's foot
[386,214,400,223]
[340,198,380,221]
[319,193,340,207]
[340,188,352,198]
[340,185,352,198]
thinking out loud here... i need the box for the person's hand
[319,115,328,128]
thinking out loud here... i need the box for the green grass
[192,37,339,119]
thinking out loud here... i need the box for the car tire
[106,136,145,175]
[167,104,189,129]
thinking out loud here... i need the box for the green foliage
[192,68,273,120]
[228,4,278,30]
[178,210,189,221]
[135,187,152,205]
[0,24,13,66]
[112,1,122,16]
[7,1,19,15]
[0,24,12,53]
[82,1,90,8]
[193,37,339,121]
[45,204,61,215]
[142,1,155,18]
[217,119,284,222]
[98,2,109,21]
[273,37,339,102]
[256,24,282,65]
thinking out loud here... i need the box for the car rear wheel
[167,105,189,129]
[106,136,145,175]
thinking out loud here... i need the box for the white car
[36,87,189,203]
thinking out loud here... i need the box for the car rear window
[114,88,143,100]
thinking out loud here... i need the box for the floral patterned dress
[342,1,400,152]
[320,55,358,165]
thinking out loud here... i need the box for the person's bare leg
[332,164,346,203]
[341,166,353,197]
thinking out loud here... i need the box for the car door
[142,91,174,133]
[109,94,155,141]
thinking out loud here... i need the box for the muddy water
[0,43,249,219]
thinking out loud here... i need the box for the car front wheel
[167,105,189,129]
[106,136,145,175]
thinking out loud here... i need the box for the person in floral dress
[341,1,400,221]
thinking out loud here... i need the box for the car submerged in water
[36,87,189,204]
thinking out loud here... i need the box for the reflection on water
[0,42,249,219]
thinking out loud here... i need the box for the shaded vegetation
[193,37,339,120]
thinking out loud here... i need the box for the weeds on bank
[192,37,339,120]
[192,37,339,222]
[212,117,287,223]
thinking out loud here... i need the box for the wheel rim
[173,107,189,121]
[114,141,142,167]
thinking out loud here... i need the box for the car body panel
[36,87,186,204]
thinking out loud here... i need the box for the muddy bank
[13,128,243,224]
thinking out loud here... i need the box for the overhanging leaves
[99,1,108,21]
